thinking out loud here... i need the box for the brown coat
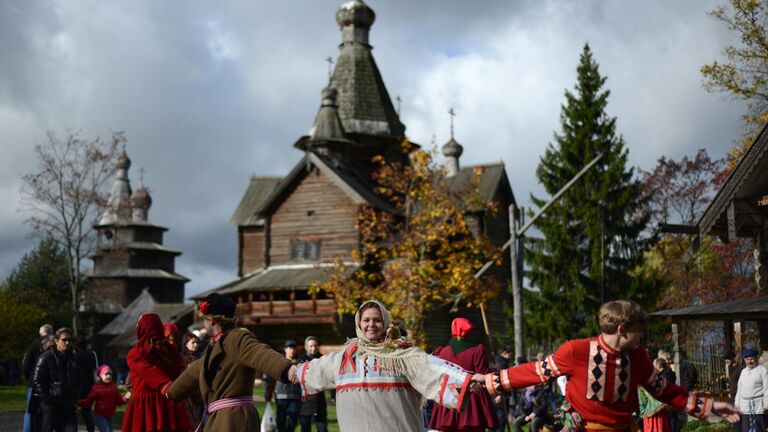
[167,328,291,431]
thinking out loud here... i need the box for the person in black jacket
[22,323,53,432]
[678,350,698,391]
[31,327,80,432]
[298,336,327,432]
[74,338,97,432]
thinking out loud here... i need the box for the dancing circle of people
[28,296,745,431]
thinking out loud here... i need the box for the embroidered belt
[195,395,254,432]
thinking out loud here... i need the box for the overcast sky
[0,0,747,298]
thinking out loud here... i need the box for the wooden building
[197,0,515,350]
[86,149,189,332]
[654,120,768,372]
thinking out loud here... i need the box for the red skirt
[643,410,671,432]
[430,390,500,431]
[122,391,191,432]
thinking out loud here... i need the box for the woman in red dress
[122,313,191,432]
[430,318,499,432]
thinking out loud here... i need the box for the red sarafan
[430,318,499,432]
[122,313,191,432]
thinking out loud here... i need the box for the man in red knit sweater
[483,300,740,431]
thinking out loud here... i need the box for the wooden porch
[235,293,337,325]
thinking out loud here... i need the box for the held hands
[712,401,740,423]
[288,365,299,385]
[469,373,486,393]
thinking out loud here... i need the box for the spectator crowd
[13,297,754,432]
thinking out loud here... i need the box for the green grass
[0,386,28,411]
[0,383,340,431]
[0,386,126,424]
[253,382,340,432]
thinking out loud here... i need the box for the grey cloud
[0,0,751,297]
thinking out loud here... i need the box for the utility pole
[472,152,605,361]
[509,203,523,360]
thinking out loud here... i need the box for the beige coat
[167,328,291,431]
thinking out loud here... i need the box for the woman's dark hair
[182,333,200,354]
[55,327,74,339]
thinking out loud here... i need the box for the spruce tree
[524,44,652,344]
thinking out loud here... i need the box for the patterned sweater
[498,335,712,428]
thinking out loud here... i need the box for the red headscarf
[135,313,184,377]
[451,318,474,338]
[163,322,180,346]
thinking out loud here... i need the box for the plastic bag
[261,402,277,432]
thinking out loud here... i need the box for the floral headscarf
[351,299,426,373]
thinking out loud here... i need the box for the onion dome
[130,187,152,210]
[116,150,131,170]
[336,0,375,29]
[442,138,464,158]
[130,186,152,222]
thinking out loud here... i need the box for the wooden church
[196,0,516,350]
[86,149,189,335]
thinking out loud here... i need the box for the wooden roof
[651,295,768,321]
[258,152,395,215]
[447,163,516,205]
[229,176,283,226]
[91,241,182,256]
[89,268,190,282]
[328,26,405,138]
[191,264,359,300]
[99,288,156,336]
[105,301,194,348]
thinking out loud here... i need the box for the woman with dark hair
[180,334,200,366]
[122,313,190,432]
[179,333,203,427]
[296,300,483,431]
[430,318,499,431]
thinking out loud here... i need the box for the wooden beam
[724,320,734,353]
[257,315,337,325]
[734,321,743,360]
[727,200,736,242]
[672,322,680,386]
[659,223,698,234]
[682,235,700,264]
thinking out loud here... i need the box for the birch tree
[19,130,121,334]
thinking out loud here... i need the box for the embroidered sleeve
[406,355,472,410]
[298,350,342,399]
[638,350,711,419]
[501,340,573,392]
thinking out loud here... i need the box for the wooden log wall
[269,167,360,265]
[239,226,265,275]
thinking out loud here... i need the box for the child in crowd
[78,365,130,432]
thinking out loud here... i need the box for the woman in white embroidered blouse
[295,300,481,431]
